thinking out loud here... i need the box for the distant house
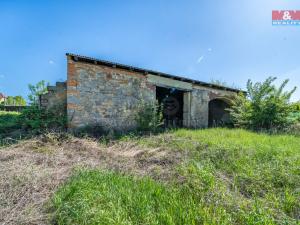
[0,93,6,104]
[41,53,245,131]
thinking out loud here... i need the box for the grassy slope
[52,129,300,225]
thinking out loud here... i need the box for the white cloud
[208,48,212,52]
[49,60,55,64]
[197,56,204,64]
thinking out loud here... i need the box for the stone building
[41,53,243,131]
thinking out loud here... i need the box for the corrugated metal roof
[66,53,245,93]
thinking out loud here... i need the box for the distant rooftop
[0,93,6,99]
[66,53,244,93]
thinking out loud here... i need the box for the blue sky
[0,0,299,101]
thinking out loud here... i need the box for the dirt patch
[0,134,182,225]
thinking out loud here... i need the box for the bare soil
[0,134,182,225]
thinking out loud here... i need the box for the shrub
[19,104,67,132]
[289,102,300,123]
[228,77,297,130]
[0,111,21,134]
[134,100,163,132]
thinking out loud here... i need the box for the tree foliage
[28,80,49,105]
[228,77,297,130]
[5,96,15,105]
[289,101,300,123]
[15,96,26,106]
[2,95,26,106]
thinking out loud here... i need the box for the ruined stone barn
[41,53,242,131]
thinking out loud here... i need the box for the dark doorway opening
[208,99,230,127]
[156,86,184,127]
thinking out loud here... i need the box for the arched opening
[208,99,231,127]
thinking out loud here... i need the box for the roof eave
[66,53,246,94]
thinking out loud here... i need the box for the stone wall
[145,74,236,128]
[189,86,235,127]
[67,57,156,131]
[40,82,67,109]
[40,57,237,131]
[65,56,237,131]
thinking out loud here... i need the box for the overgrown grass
[52,170,223,225]
[51,128,300,224]
[0,106,67,147]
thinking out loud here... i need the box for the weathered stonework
[67,57,156,131]
[189,86,235,127]
[41,54,241,131]
[40,82,67,109]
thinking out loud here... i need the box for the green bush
[0,111,21,134]
[19,104,66,131]
[289,102,300,123]
[228,77,297,130]
[134,100,163,132]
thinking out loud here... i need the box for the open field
[0,129,299,224]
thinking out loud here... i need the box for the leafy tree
[14,96,26,106]
[28,80,49,105]
[5,96,15,105]
[228,77,296,130]
[2,95,26,106]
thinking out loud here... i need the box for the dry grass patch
[0,133,180,225]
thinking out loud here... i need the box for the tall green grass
[52,129,300,224]
[52,170,233,225]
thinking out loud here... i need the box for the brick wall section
[66,56,156,131]
[40,82,67,109]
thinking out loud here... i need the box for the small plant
[134,99,163,133]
